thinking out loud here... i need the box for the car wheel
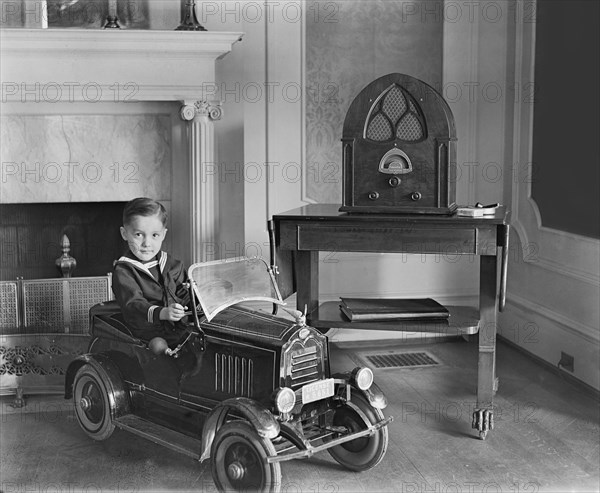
[211,421,281,493]
[328,392,389,471]
[72,364,115,441]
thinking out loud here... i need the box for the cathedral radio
[340,73,457,215]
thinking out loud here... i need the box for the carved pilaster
[180,100,222,263]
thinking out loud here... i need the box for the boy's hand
[160,303,188,322]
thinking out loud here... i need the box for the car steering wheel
[149,286,206,357]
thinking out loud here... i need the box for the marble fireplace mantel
[0,29,242,102]
[0,28,243,263]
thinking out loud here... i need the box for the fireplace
[0,27,242,401]
[1,27,243,265]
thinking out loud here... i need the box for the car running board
[114,414,202,460]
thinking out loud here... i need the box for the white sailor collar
[117,251,168,279]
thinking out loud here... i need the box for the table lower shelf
[308,302,480,335]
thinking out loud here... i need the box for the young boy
[112,197,190,345]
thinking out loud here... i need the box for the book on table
[339,297,450,322]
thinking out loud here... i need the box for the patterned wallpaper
[305,0,444,203]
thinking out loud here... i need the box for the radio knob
[368,191,379,201]
[411,191,422,201]
[388,176,401,187]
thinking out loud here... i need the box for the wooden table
[272,204,510,439]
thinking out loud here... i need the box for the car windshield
[188,257,284,321]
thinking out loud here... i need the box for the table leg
[473,254,499,439]
[295,251,319,316]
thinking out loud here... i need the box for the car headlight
[274,387,296,414]
[352,367,374,390]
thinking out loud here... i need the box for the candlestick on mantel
[104,0,120,29]
[176,0,206,31]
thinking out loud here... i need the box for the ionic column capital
[180,100,223,122]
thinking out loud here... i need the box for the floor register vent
[363,351,440,369]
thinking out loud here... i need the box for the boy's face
[120,213,167,262]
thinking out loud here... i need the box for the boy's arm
[174,261,191,306]
[113,266,163,326]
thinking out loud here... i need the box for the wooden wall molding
[506,293,599,345]
[510,8,600,286]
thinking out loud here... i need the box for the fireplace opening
[0,202,127,281]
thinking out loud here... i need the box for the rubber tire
[72,364,115,441]
[211,421,281,493]
[328,392,389,471]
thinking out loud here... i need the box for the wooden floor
[1,338,598,493]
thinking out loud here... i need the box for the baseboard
[499,295,599,391]
[497,335,600,401]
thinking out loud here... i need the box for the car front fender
[64,353,131,419]
[199,397,280,462]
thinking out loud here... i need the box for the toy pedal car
[65,257,392,492]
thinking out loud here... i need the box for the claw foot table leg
[472,409,494,440]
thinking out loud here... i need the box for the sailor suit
[112,250,190,344]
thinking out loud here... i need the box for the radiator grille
[214,353,253,397]
[290,346,319,389]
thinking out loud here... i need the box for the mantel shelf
[0,28,244,102]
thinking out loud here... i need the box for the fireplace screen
[0,276,112,398]
[0,281,19,333]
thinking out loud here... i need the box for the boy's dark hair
[123,197,168,227]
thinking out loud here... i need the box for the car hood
[200,305,303,347]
